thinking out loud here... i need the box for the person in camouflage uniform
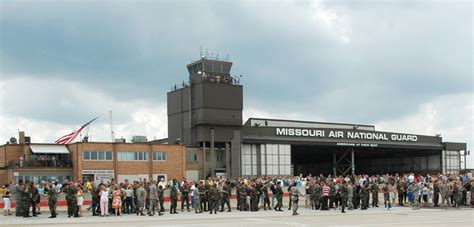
[290,182,303,215]
[199,182,208,212]
[65,182,78,218]
[12,180,24,217]
[250,184,259,212]
[328,183,336,209]
[396,180,405,206]
[45,183,57,218]
[180,179,191,212]
[451,181,460,208]
[239,183,247,211]
[158,185,165,212]
[193,183,202,213]
[208,184,220,214]
[274,181,283,211]
[412,180,421,210]
[135,183,146,216]
[170,179,179,214]
[307,181,314,209]
[220,181,231,212]
[347,181,354,210]
[339,180,349,213]
[261,183,271,210]
[22,183,31,218]
[370,180,380,207]
[235,182,241,211]
[360,182,367,210]
[29,182,38,217]
[312,180,322,210]
[382,183,390,209]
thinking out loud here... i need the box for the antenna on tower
[216,52,219,60]
[200,46,203,58]
[225,54,230,61]
[205,49,209,58]
[109,110,115,142]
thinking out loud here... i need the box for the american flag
[55,117,98,144]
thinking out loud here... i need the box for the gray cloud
[0,0,472,131]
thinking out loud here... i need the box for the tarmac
[1,200,472,227]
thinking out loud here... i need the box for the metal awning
[30,144,70,154]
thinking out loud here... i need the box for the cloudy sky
[1,0,473,166]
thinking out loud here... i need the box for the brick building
[0,138,186,185]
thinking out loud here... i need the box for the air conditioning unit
[115,138,126,143]
[131,136,147,143]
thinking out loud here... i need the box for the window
[193,154,198,161]
[118,152,148,161]
[83,151,113,161]
[217,152,223,162]
[241,144,257,176]
[83,151,90,160]
[153,152,167,161]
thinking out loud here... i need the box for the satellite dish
[9,137,17,144]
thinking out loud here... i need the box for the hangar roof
[244,118,375,131]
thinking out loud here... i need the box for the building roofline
[244,117,375,128]
[186,58,232,67]
[67,141,182,146]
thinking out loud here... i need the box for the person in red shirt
[321,182,330,210]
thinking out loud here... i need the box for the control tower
[167,57,243,176]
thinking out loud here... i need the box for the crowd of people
[1,172,473,218]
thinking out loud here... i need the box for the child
[2,185,12,216]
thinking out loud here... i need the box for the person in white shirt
[158,178,167,190]
[408,173,415,184]
[190,183,196,209]
[99,184,109,217]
